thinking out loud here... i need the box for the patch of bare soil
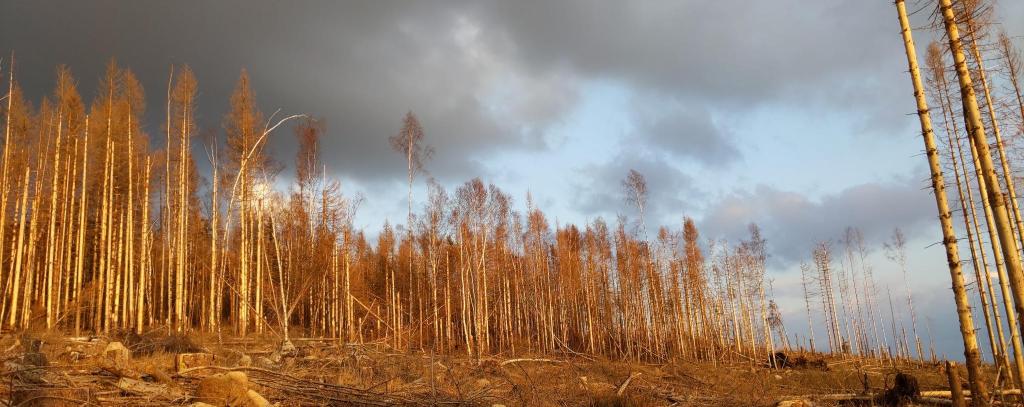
[0,332,991,406]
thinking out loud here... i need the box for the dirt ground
[0,331,986,406]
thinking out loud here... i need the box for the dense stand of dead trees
[0,58,790,363]
[795,229,912,362]
[7,0,1024,378]
[893,0,1024,401]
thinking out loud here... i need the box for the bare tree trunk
[962,16,1024,268]
[7,167,29,328]
[930,43,1020,384]
[136,157,151,334]
[209,149,219,331]
[800,263,816,353]
[939,0,1024,374]
[900,1,989,402]
[44,108,63,329]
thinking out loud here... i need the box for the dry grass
[0,332,967,406]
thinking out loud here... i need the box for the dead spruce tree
[939,0,1024,370]
[897,0,989,401]
[0,61,797,367]
[799,262,817,353]
[956,0,1024,258]
[927,40,1020,386]
[883,229,923,361]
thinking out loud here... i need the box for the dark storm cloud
[1,0,949,186]
[3,1,1022,217]
[472,1,902,105]
[699,178,937,266]
[0,1,577,182]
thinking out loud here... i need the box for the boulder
[104,341,131,363]
[244,389,273,407]
[225,371,249,386]
[101,342,140,379]
[194,371,274,407]
[195,372,249,406]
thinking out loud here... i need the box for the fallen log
[918,397,954,406]
[116,377,187,401]
[919,389,1021,398]
[498,358,562,367]
[617,372,641,396]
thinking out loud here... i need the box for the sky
[3,0,1024,360]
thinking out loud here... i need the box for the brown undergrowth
[0,332,968,406]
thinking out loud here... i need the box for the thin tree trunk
[900,1,990,402]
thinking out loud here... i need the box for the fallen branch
[116,377,187,401]
[919,388,1021,397]
[617,372,641,396]
[175,364,483,406]
[917,397,953,406]
[499,358,562,367]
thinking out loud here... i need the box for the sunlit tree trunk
[928,41,1020,385]
[136,157,151,334]
[209,149,219,331]
[960,10,1024,265]
[899,1,989,402]
[43,106,64,329]
[7,167,29,328]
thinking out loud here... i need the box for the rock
[175,352,215,373]
[244,389,273,407]
[101,342,140,379]
[194,372,271,407]
[195,372,250,406]
[104,341,131,363]
[226,371,249,386]
[773,374,783,380]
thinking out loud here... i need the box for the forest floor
[0,331,988,406]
